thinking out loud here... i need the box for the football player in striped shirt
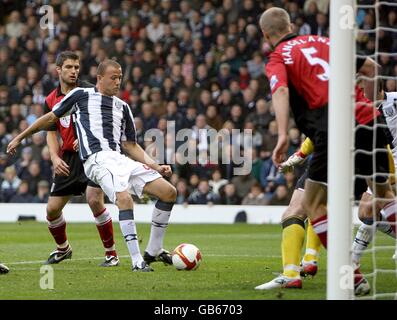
[43,51,118,267]
[7,60,177,272]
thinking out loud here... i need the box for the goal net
[329,0,397,300]
[353,0,397,300]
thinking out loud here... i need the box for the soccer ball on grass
[172,243,202,270]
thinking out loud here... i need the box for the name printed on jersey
[281,36,330,65]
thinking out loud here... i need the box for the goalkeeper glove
[279,151,307,173]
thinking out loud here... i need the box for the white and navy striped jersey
[52,87,136,161]
[380,92,397,168]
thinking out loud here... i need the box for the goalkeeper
[257,133,396,293]
[255,137,323,290]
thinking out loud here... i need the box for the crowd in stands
[0,0,396,205]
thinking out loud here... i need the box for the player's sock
[303,219,322,263]
[145,200,174,256]
[380,201,396,236]
[311,215,327,248]
[352,221,374,265]
[281,217,305,278]
[119,209,144,267]
[47,214,69,251]
[94,208,117,257]
[377,212,396,238]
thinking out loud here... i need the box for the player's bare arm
[121,141,172,177]
[47,131,70,176]
[271,86,290,166]
[7,112,59,155]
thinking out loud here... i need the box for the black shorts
[295,168,309,190]
[50,151,100,197]
[354,115,391,183]
[289,84,328,183]
[302,106,328,184]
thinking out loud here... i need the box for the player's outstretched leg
[142,178,177,266]
[87,186,119,267]
[45,196,73,264]
[255,190,305,290]
[351,189,397,296]
[0,262,9,274]
[116,191,153,272]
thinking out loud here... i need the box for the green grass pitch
[0,222,395,300]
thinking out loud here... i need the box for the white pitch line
[5,254,282,265]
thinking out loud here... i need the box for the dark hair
[97,59,122,76]
[55,51,79,67]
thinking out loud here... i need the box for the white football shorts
[83,150,162,203]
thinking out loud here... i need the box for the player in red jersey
[43,51,118,266]
[255,8,395,293]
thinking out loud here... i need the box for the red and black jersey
[266,34,330,110]
[355,85,380,125]
[266,34,378,125]
[44,81,94,154]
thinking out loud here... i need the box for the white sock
[145,201,173,256]
[119,209,144,268]
[379,209,396,238]
[352,223,374,265]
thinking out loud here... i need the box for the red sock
[47,214,68,251]
[94,208,117,256]
[311,215,328,249]
[382,201,396,234]
[354,266,363,285]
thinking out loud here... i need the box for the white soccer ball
[172,243,202,270]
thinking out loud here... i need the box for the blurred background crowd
[0,0,395,205]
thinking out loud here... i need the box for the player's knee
[116,192,133,209]
[302,196,313,216]
[46,203,62,218]
[87,191,104,213]
[161,185,177,203]
[358,201,373,221]
[168,185,177,202]
[282,202,305,220]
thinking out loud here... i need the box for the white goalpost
[328,0,356,300]
[329,0,397,300]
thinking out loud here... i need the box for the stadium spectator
[205,105,223,131]
[188,179,220,205]
[0,122,12,153]
[242,183,268,206]
[209,169,228,196]
[231,173,257,200]
[0,152,8,173]
[0,0,394,205]
[9,180,33,203]
[32,180,50,203]
[268,184,293,206]
[220,183,241,205]
[1,165,21,202]
[15,146,33,179]
[25,160,44,196]
[175,179,189,205]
